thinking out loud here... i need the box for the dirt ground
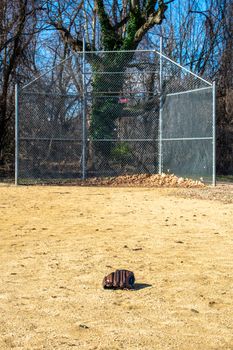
[0,184,233,350]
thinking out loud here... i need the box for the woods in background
[0,0,232,176]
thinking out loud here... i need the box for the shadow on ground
[134,283,152,290]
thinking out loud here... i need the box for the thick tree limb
[114,15,130,30]
[134,1,168,44]
[95,0,122,49]
[146,0,158,15]
[50,21,83,51]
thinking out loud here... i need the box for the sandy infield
[0,185,233,349]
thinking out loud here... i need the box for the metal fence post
[212,81,216,186]
[159,36,163,174]
[15,83,19,185]
[82,36,86,180]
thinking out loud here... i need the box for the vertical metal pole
[212,81,216,186]
[82,35,86,180]
[15,83,19,186]
[159,36,163,174]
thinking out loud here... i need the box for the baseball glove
[102,269,135,290]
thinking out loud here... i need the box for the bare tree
[216,0,233,174]
[149,0,232,175]
[0,0,43,168]
[1,0,231,177]
[45,0,174,163]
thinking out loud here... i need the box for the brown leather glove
[102,269,135,290]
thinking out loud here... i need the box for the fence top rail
[21,49,213,90]
[22,53,74,90]
[83,71,159,75]
[78,49,213,86]
[81,49,156,54]
[155,51,212,86]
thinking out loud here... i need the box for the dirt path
[0,185,233,349]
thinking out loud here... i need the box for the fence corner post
[15,83,19,186]
[212,81,216,187]
[159,36,163,174]
[82,35,86,180]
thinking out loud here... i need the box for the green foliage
[90,97,122,140]
[96,0,122,50]
[111,143,132,161]
[90,1,165,160]
[122,7,143,50]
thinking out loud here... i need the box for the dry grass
[0,185,233,349]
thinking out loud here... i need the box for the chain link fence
[15,49,215,184]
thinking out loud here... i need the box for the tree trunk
[88,52,135,172]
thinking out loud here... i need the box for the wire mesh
[17,49,214,184]
[161,57,213,180]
